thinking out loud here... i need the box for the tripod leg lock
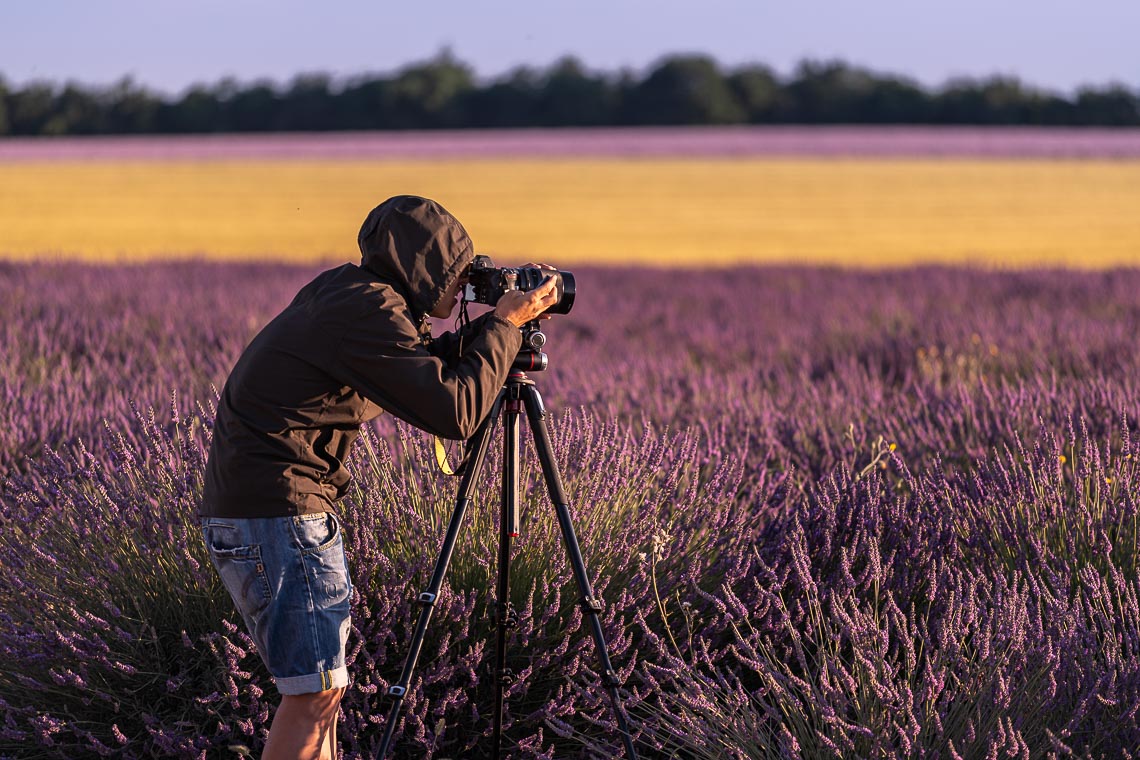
[418,592,437,606]
[603,669,622,688]
[580,595,604,614]
[494,601,519,629]
[386,685,407,698]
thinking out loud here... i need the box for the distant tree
[159,84,223,132]
[8,82,57,134]
[278,73,335,130]
[784,60,884,122]
[1024,92,1077,125]
[613,68,639,121]
[1074,85,1140,126]
[533,56,617,126]
[526,56,615,126]
[335,76,389,129]
[46,83,106,134]
[934,76,1058,125]
[220,79,279,132]
[727,64,783,123]
[978,77,1037,123]
[622,54,745,125]
[337,75,393,130]
[934,78,990,123]
[462,66,541,127]
[0,76,8,135]
[857,75,931,123]
[387,49,475,128]
[105,77,160,133]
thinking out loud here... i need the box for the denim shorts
[201,512,353,695]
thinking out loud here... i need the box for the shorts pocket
[290,512,342,555]
[291,513,351,605]
[204,525,273,620]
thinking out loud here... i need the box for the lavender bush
[637,422,1140,758]
[1,262,1139,757]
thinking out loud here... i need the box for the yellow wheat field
[1,158,1138,267]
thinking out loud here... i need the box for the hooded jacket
[200,196,522,518]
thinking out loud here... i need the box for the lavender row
[6,262,1140,498]
[3,126,1140,162]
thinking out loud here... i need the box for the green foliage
[0,76,8,135]
[2,52,1137,135]
[387,49,475,128]
[728,65,783,123]
[623,54,746,125]
[534,56,616,126]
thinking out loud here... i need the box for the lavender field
[2,262,1139,758]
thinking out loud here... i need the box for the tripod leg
[376,391,504,758]
[520,386,641,759]
[491,387,522,759]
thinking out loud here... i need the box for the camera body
[464,255,576,316]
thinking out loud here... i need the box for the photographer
[198,195,558,760]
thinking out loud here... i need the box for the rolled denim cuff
[274,665,349,695]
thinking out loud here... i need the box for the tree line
[1,52,1137,136]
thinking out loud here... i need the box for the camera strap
[454,297,471,357]
[434,295,475,477]
[433,436,470,477]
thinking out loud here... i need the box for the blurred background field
[1,129,1139,267]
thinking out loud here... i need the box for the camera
[464,255,576,316]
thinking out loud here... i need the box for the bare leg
[325,708,339,760]
[262,687,345,760]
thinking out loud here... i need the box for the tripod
[376,354,639,759]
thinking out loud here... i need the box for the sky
[2,0,1137,96]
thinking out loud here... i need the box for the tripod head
[512,351,547,372]
[513,319,549,371]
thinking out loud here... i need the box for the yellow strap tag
[434,436,459,476]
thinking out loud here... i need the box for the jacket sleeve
[424,312,496,367]
[331,309,522,440]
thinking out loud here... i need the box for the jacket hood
[357,196,475,321]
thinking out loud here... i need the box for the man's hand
[494,275,559,327]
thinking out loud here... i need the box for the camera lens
[549,271,575,315]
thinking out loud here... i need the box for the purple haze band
[2,126,1140,162]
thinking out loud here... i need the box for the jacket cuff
[487,314,519,332]
[485,314,523,352]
